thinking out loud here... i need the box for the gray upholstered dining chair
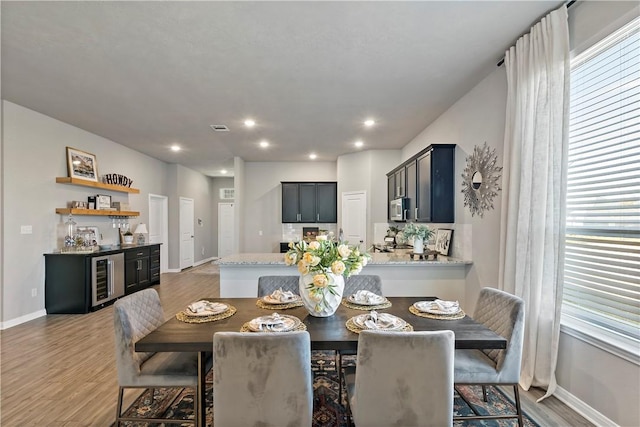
[213,331,313,427]
[257,275,300,297]
[343,274,383,296]
[344,329,455,427]
[113,288,212,426]
[453,287,525,426]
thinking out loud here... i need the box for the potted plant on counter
[123,230,134,245]
[401,223,433,254]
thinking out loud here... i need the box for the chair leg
[513,384,524,427]
[115,386,124,427]
[193,384,199,426]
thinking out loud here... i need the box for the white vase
[299,272,345,317]
[413,237,424,254]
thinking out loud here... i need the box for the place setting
[409,299,466,320]
[342,289,392,311]
[240,312,306,333]
[175,299,237,323]
[346,310,412,334]
[256,287,304,310]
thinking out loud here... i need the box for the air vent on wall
[220,188,235,199]
[210,124,230,132]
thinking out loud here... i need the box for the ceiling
[1,1,563,177]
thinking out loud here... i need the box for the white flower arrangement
[285,236,370,312]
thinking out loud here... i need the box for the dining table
[136,296,507,427]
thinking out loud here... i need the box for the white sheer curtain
[498,5,569,400]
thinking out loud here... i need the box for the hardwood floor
[0,264,593,426]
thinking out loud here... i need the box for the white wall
[401,68,507,310]
[210,177,235,257]
[1,101,168,323]
[242,161,336,253]
[337,150,401,249]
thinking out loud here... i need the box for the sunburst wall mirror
[461,142,503,217]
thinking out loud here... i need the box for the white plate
[262,294,302,304]
[347,294,386,306]
[248,314,300,332]
[352,312,406,330]
[185,302,228,317]
[413,301,461,315]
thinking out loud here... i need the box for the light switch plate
[20,225,33,234]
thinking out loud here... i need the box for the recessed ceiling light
[309,153,317,160]
[221,169,228,174]
[355,140,364,148]
[259,140,269,148]
[244,119,256,128]
[364,119,375,127]
[170,145,181,152]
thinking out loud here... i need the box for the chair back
[213,331,313,427]
[113,289,165,385]
[344,274,383,296]
[353,330,454,427]
[474,287,525,378]
[257,275,300,297]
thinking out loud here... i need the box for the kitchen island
[216,252,472,304]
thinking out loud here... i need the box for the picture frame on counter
[66,147,98,182]
[435,229,453,256]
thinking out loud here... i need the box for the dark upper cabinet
[281,182,337,223]
[387,144,455,223]
[405,160,417,220]
[316,183,337,223]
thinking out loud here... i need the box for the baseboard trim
[554,386,619,427]
[166,268,181,273]
[195,257,215,267]
[1,309,47,330]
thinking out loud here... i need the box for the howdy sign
[102,173,133,187]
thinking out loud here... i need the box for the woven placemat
[408,305,466,320]
[256,299,304,310]
[341,298,392,311]
[175,305,237,324]
[345,317,413,334]
[240,321,307,333]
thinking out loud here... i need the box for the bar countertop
[216,252,472,266]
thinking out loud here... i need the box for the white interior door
[341,191,367,249]
[218,202,235,257]
[148,194,169,273]
[179,197,195,269]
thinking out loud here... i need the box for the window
[562,17,640,353]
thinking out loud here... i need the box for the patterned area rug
[115,351,538,426]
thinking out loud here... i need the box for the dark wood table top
[136,297,506,353]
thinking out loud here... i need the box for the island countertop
[215,252,472,266]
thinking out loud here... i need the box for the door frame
[148,194,169,273]
[179,197,195,270]
[341,190,367,249]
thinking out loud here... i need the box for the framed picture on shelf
[435,229,453,256]
[66,147,98,182]
[97,194,112,210]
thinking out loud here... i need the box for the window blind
[563,17,640,342]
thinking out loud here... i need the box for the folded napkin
[352,290,383,304]
[256,313,286,330]
[363,311,398,329]
[187,300,226,314]
[431,299,460,314]
[270,287,297,302]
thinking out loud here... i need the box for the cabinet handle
[415,208,419,218]
[108,260,114,296]
[137,259,142,271]
[317,213,319,221]
[403,209,408,220]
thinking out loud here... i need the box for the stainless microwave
[390,198,407,221]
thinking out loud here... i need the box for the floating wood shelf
[56,177,140,194]
[55,208,140,217]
